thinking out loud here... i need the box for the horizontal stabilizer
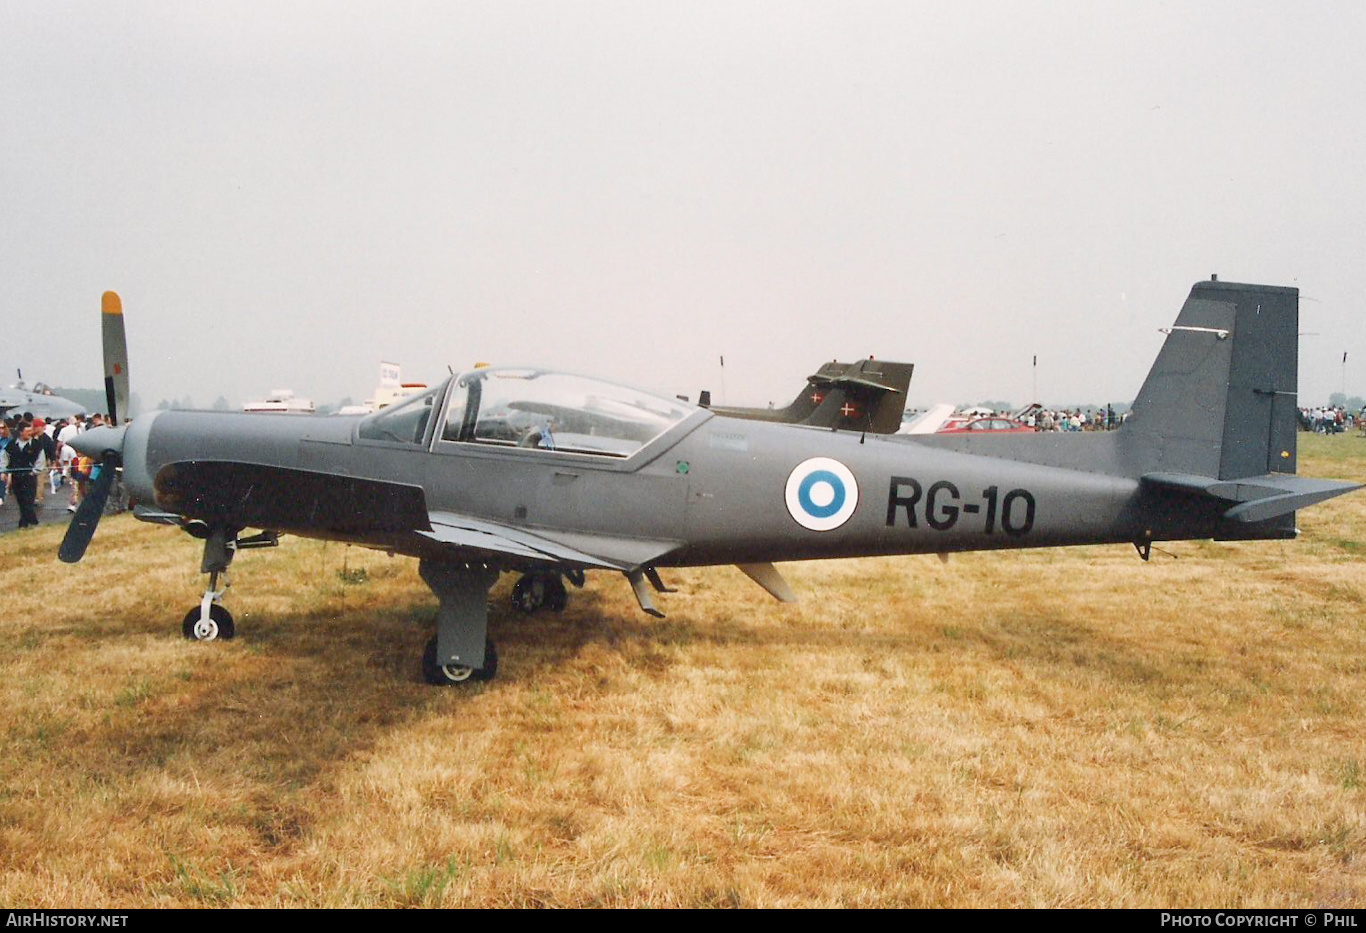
[711,359,912,434]
[1142,472,1362,523]
[809,371,905,396]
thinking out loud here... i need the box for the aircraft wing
[423,511,621,568]
[422,511,680,572]
[151,460,679,571]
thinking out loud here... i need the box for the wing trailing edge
[423,512,621,568]
[424,511,681,571]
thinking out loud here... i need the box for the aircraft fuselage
[119,404,1245,572]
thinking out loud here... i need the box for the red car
[937,417,1035,434]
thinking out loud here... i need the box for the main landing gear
[510,570,581,615]
[422,634,498,685]
[420,560,500,686]
[422,566,583,685]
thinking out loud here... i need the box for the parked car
[937,417,1035,434]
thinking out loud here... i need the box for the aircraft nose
[70,424,127,458]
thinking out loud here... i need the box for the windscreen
[357,384,443,445]
[449,369,693,457]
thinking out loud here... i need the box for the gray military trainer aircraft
[65,280,1360,685]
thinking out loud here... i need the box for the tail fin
[922,279,1358,533]
[806,359,914,433]
[1124,279,1363,539]
[1122,279,1299,480]
[787,361,848,420]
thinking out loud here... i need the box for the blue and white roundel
[785,457,859,531]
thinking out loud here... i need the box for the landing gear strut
[182,526,238,641]
[420,560,500,686]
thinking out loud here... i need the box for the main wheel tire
[511,575,543,614]
[181,604,236,641]
[422,635,498,685]
[543,575,568,613]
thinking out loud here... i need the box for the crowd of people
[0,411,110,530]
[1301,406,1360,434]
[997,404,1363,435]
[1026,407,1122,432]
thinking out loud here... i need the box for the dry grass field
[1,433,1363,907]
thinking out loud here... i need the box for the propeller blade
[102,291,129,426]
[62,291,133,564]
[58,454,118,564]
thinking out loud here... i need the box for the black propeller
[58,291,129,564]
[58,452,119,563]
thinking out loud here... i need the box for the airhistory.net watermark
[5,915,128,927]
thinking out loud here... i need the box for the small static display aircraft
[701,358,914,435]
[65,281,1361,685]
[0,372,88,421]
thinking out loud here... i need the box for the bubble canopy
[359,368,697,459]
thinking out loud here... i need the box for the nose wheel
[182,567,235,640]
[182,603,235,641]
[178,527,275,643]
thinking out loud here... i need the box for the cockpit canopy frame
[358,367,701,464]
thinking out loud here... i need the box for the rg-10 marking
[886,478,1036,536]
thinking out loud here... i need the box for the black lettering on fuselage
[1001,488,1036,536]
[925,480,960,531]
[886,476,1036,537]
[886,476,922,527]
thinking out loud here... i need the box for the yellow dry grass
[1,434,1363,907]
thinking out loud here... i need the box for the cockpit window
[446,369,692,457]
[440,378,471,441]
[358,384,442,445]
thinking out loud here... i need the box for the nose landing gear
[182,571,235,640]
[179,525,277,642]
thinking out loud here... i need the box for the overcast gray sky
[2,1,1362,412]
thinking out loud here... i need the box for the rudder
[1121,279,1299,481]
[1217,283,1298,479]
